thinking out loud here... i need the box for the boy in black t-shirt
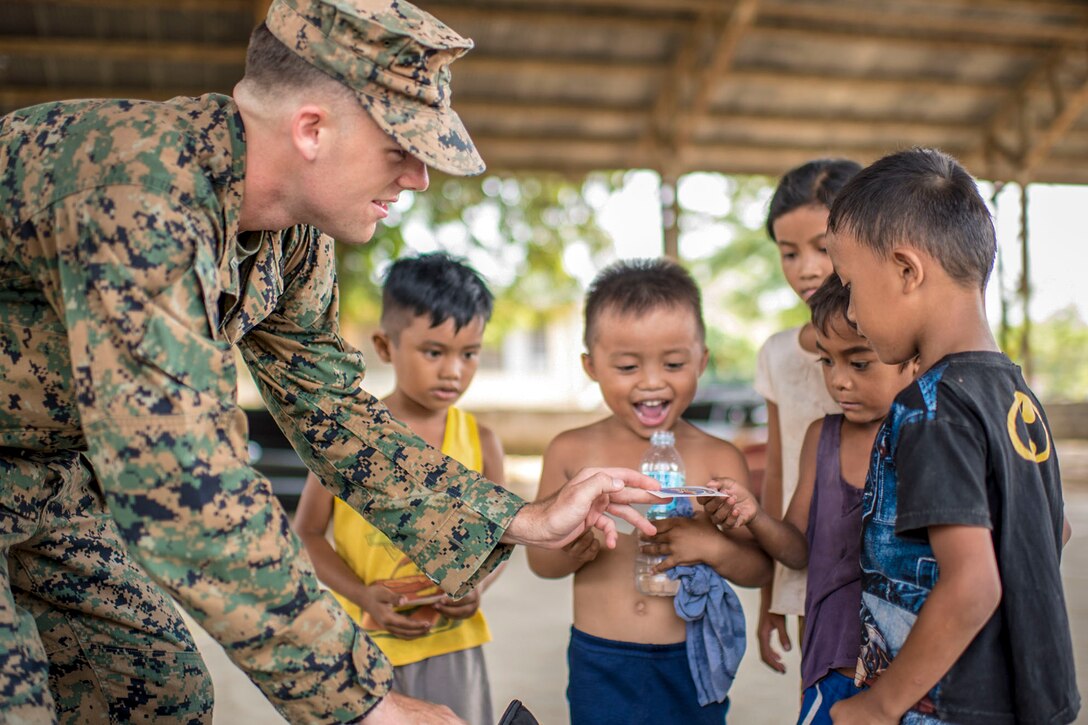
[824,148,1079,725]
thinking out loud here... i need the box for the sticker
[646,486,732,498]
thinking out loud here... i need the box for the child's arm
[644,515,772,587]
[293,473,432,639]
[758,401,793,671]
[644,442,772,587]
[830,525,1001,724]
[434,424,506,620]
[526,435,601,579]
[709,420,818,569]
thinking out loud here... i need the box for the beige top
[755,326,840,615]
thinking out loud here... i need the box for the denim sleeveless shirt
[800,414,864,690]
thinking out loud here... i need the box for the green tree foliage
[334,173,620,341]
[678,173,807,381]
[1003,306,1088,401]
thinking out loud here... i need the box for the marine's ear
[289,103,332,162]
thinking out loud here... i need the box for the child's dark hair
[583,258,705,348]
[766,158,863,240]
[381,252,493,340]
[828,148,995,290]
[807,275,854,336]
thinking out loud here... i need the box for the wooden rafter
[2,0,1087,185]
[984,45,1088,181]
[672,0,759,153]
[1022,71,1088,178]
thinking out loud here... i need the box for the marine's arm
[293,473,431,637]
[45,192,390,721]
[526,434,601,578]
[239,229,524,598]
[434,422,506,618]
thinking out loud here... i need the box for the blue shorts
[567,627,728,725]
[798,671,864,725]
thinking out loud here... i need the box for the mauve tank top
[800,414,865,690]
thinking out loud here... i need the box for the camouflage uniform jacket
[0,93,524,718]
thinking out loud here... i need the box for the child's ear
[697,345,710,375]
[372,330,394,363]
[581,352,599,381]
[892,246,926,294]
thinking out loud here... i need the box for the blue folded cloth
[668,562,747,706]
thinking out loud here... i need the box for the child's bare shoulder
[543,417,616,462]
[674,421,750,489]
[676,420,746,460]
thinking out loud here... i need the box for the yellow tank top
[331,407,492,666]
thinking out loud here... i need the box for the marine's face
[771,204,835,303]
[582,305,708,439]
[304,104,429,245]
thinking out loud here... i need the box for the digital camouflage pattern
[266,0,486,176]
[0,90,521,721]
[1,450,212,723]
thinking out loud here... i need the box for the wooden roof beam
[0,38,1015,96]
[0,90,994,142]
[983,46,1088,181]
[672,0,760,152]
[1022,71,1088,178]
[759,0,1088,45]
[4,0,255,10]
[0,37,246,65]
[638,8,713,169]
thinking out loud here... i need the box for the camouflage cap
[265,0,485,176]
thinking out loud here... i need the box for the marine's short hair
[766,158,863,241]
[828,148,996,290]
[380,252,493,341]
[807,275,854,336]
[243,23,351,98]
[583,258,705,349]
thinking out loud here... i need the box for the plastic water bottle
[635,430,683,597]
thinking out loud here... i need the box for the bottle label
[649,470,684,489]
[646,470,684,518]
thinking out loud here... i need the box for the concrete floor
[191,466,1088,724]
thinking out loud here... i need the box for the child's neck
[382,389,450,450]
[916,291,999,373]
[839,415,884,488]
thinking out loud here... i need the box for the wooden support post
[991,181,1010,353]
[1018,182,1033,381]
[661,172,680,260]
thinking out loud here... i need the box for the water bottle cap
[649,430,675,446]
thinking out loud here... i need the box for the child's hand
[359,585,434,639]
[433,589,481,620]
[563,529,601,566]
[758,607,791,673]
[640,514,720,571]
[829,689,898,724]
[702,478,760,528]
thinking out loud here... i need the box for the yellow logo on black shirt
[1006,391,1051,463]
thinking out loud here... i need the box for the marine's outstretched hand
[503,467,661,549]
